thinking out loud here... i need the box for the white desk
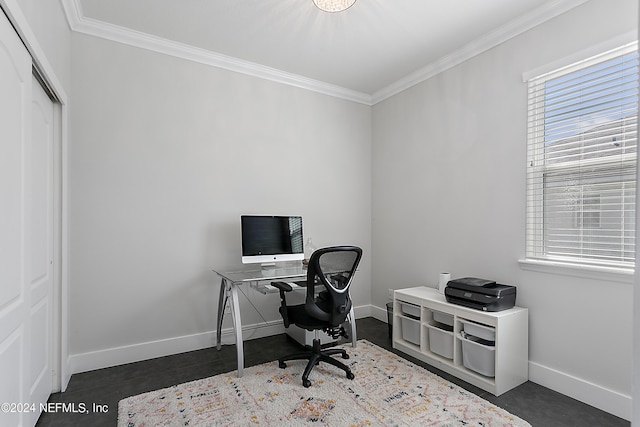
[213,265,357,377]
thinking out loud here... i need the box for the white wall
[372,0,636,420]
[68,33,372,369]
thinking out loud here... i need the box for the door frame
[1,0,70,391]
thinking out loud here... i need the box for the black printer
[444,277,516,312]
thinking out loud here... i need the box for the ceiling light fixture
[313,0,356,13]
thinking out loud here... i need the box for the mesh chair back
[305,246,362,327]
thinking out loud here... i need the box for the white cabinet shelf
[393,286,528,396]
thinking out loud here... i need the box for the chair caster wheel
[342,353,349,359]
[279,361,286,369]
[303,379,311,388]
[346,371,355,380]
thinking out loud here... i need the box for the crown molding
[60,0,373,105]
[371,0,591,104]
[62,0,589,107]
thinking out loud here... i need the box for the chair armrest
[272,281,293,328]
[271,281,293,292]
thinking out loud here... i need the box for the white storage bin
[432,311,454,327]
[400,302,420,319]
[460,320,495,342]
[401,317,420,345]
[460,333,495,377]
[426,322,453,359]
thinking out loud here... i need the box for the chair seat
[285,304,329,330]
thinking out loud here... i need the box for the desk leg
[229,283,244,377]
[349,306,357,348]
[216,278,226,351]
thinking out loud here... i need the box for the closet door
[0,10,52,427]
[28,75,54,426]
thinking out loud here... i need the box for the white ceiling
[67,0,590,104]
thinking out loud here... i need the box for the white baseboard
[370,303,392,323]
[68,304,372,375]
[528,361,631,421]
[353,304,372,320]
[68,320,286,375]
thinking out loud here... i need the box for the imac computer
[241,215,304,267]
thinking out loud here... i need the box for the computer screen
[241,215,304,265]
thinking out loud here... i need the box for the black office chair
[272,246,362,387]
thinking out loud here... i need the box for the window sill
[518,258,634,284]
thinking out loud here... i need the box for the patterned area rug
[118,340,530,426]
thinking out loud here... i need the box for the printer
[444,277,516,312]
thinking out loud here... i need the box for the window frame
[524,41,638,272]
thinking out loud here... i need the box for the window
[526,42,638,269]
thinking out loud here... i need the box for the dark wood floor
[36,317,629,426]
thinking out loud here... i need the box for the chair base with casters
[278,330,354,388]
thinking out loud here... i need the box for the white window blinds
[526,42,639,268]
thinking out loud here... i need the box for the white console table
[393,286,528,396]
